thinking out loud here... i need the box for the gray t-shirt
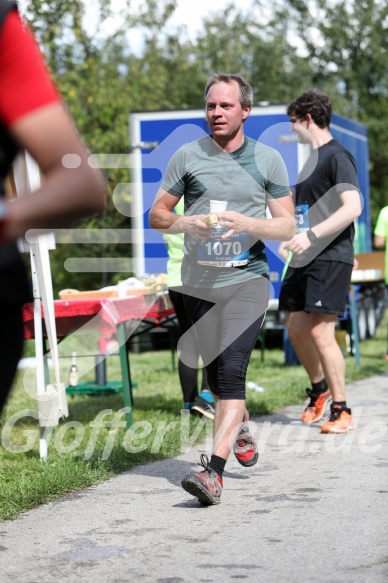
[161,135,290,288]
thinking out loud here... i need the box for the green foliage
[196,3,313,104]
[22,0,204,293]
[18,0,387,292]
[285,0,388,226]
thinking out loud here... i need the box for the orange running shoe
[301,388,332,423]
[320,404,354,434]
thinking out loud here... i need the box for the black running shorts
[279,260,353,316]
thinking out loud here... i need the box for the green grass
[0,318,387,521]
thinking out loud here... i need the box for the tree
[195,3,313,104]
[284,0,388,226]
[22,0,384,293]
[21,0,192,293]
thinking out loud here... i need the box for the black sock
[209,455,226,478]
[333,400,347,410]
[311,379,328,395]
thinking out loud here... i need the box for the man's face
[205,81,251,143]
[289,113,311,144]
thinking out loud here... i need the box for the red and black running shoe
[233,409,258,467]
[181,454,223,505]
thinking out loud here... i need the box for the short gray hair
[204,73,253,108]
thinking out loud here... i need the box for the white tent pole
[32,237,61,384]
[12,151,68,459]
[30,247,49,460]
[24,153,61,384]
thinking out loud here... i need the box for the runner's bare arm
[4,103,106,240]
[285,189,361,255]
[374,234,385,248]
[149,188,211,238]
[309,189,362,240]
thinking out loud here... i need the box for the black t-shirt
[291,139,360,267]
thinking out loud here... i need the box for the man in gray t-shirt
[150,73,294,506]
[162,133,290,288]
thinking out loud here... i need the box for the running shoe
[181,454,223,505]
[190,395,215,420]
[233,409,258,467]
[301,388,332,423]
[320,404,354,434]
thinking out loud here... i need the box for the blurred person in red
[0,0,106,415]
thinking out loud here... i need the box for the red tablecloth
[22,294,175,340]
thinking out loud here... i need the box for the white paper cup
[210,200,228,212]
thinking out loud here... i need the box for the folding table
[23,294,176,428]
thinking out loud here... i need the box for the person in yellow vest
[278,240,300,366]
[164,198,215,419]
[373,205,388,360]
[374,206,388,285]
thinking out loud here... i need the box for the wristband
[306,228,318,243]
[0,200,9,242]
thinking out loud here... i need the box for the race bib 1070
[197,229,250,267]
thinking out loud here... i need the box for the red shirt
[0,10,59,127]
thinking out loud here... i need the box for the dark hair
[204,73,253,108]
[287,89,332,128]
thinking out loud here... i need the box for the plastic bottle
[68,352,79,387]
[246,381,265,392]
